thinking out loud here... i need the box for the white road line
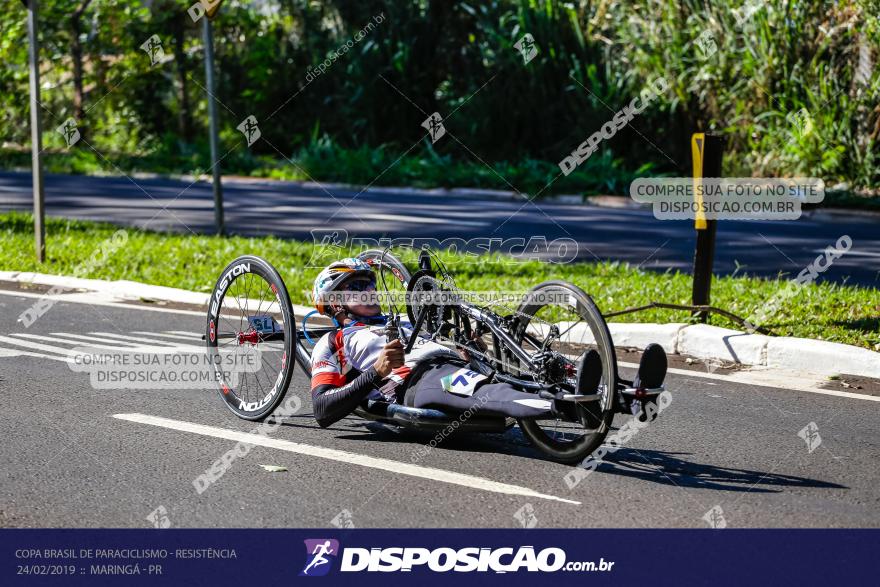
[619,361,880,403]
[9,333,146,352]
[112,412,581,506]
[132,331,199,342]
[166,330,202,337]
[49,332,145,346]
[0,335,80,359]
[0,347,73,363]
[811,249,880,258]
[88,332,196,348]
[0,289,259,323]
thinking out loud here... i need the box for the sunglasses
[343,278,376,292]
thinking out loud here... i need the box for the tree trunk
[69,0,92,128]
[71,18,84,121]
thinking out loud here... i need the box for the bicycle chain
[380,265,592,381]
[428,307,588,382]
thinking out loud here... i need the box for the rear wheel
[205,256,295,421]
[513,280,618,464]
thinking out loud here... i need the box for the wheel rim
[514,284,616,451]
[357,249,412,313]
[207,266,291,418]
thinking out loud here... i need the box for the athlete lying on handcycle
[309,258,668,429]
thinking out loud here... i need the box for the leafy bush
[1,1,877,195]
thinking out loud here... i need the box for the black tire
[206,255,295,421]
[513,280,618,464]
[357,249,412,316]
[356,249,412,287]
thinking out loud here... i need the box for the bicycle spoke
[207,260,293,419]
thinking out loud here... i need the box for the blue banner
[2,529,874,585]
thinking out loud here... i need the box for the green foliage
[610,0,880,186]
[1,0,878,195]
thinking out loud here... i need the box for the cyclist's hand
[374,338,405,377]
[459,333,488,361]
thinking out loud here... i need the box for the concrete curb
[610,322,878,379]
[2,271,877,379]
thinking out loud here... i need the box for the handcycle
[204,248,665,463]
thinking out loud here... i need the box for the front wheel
[357,248,413,318]
[205,256,295,421]
[356,248,412,288]
[513,280,618,464]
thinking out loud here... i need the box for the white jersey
[310,319,457,390]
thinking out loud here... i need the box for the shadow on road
[591,448,846,493]
[289,417,545,460]
[277,416,845,494]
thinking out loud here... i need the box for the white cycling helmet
[312,257,375,316]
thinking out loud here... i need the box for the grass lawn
[1,211,877,351]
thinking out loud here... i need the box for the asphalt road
[1,171,878,286]
[1,290,877,528]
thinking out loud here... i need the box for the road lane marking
[0,335,81,359]
[0,330,204,363]
[50,332,146,346]
[88,332,198,348]
[812,249,880,258]
[167,330,202,337]
[0,346,73,363]
[112,412,581,506]
[10,333,148,351]
[133,331,199,342]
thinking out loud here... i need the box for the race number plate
[248,315,280,334]
[440,368,488,397]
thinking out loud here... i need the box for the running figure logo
[702,505,727,529]
[514,33,538,64]
[421,112,446,143]
[237,115,261,146]
[300,539,339,576]
[798,421,822,453]
[306,228,349,268]
[56,118,80,148]
[139,34,165,66]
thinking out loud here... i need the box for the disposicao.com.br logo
[300,540,614,574]
[300,539,340,576]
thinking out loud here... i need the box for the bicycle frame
[294,280,601,400]
[457,301,536,368]
[409,291,633,408]
[405,295,571,395]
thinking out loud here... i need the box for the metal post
[26,0,45,262]
[202,16,224,235]
[691,133,724,322]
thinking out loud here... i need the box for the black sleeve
[311,366,385,428]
